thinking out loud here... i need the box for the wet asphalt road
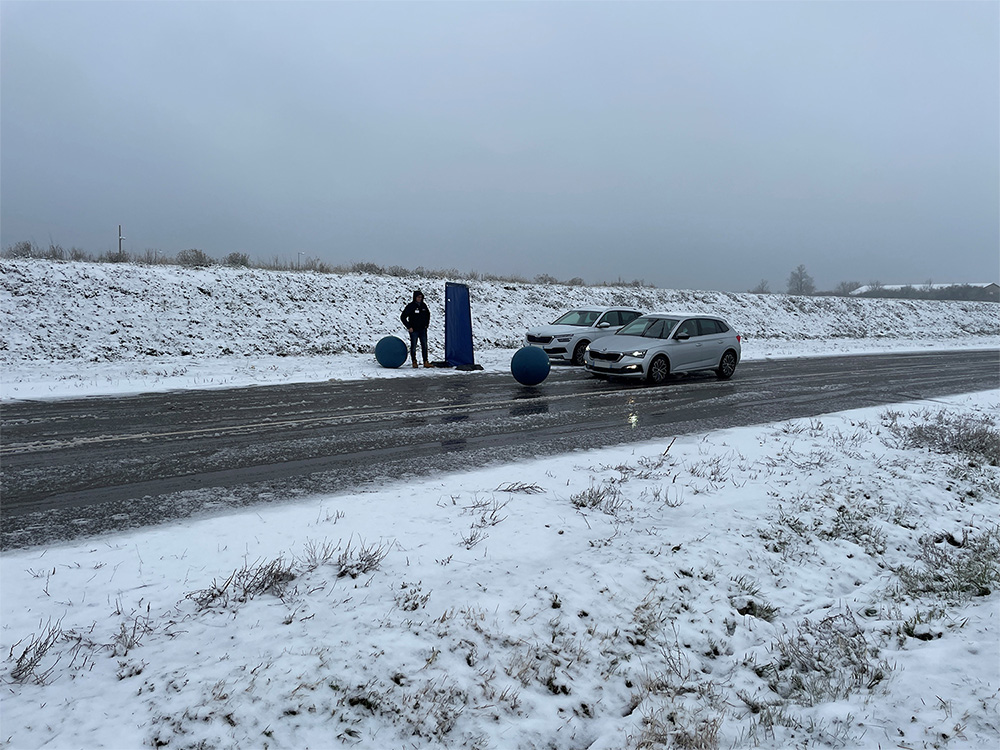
[2,349,997,549]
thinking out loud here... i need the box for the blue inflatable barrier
[375,336,408,368]
[511,346,550,385]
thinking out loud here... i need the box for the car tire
[716,350,738,380]
[572,341,589,366]
[646,355,670,384]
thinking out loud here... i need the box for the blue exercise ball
[375,336,408,368]
[511,346,550,385]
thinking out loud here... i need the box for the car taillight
[737,334,742,343]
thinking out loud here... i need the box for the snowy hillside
[3,259,998,361]
[1,258,997,400]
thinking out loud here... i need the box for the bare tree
[748,279,770,294]
[224,252,251,267]
[786,264,815,295]
[832,280,861,296]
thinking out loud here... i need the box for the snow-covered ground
[1,260,998,749]
[2,392,998,749]
[1,258,997,400]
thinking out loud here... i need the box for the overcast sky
[2,1,997,292]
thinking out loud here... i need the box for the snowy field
[1,260,999,749]
[2,392,998,749]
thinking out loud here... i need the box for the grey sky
[2,1,997,292]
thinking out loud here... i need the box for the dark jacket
[401,292,430,331]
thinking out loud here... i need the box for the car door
[667,318,702,370]
[695,318,727,368]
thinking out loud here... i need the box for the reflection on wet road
[2,350,997,548]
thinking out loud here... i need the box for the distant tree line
[748,263,997,302]
[849,283,998,302]
[5,241,991,299]
[0,240,654,288]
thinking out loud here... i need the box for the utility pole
[118,225,125,257]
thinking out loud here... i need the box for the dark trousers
[409,329,428,362]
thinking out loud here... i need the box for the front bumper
[585,359,645,378]
[526,342,572,361]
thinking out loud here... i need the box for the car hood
[589,334,652,353]
[526,324,591,337]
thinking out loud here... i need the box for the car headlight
[584,343,591,351]
[555,335,573,343]
[627,350,647,358]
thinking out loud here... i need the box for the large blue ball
[511,346,550,385]
[375,336,409,368]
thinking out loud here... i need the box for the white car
[585,312,742,383]
[525,307,644,365]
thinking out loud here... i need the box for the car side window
[645,319,666,338]
[600,311,621,327]
[620,311,641,325]
[697,318,720,335]
[675,319,698,338]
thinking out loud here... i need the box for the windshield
[617,317,679,338]
[552,310,600,326]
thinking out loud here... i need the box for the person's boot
[411,359,418,368]
[424,360,432,368]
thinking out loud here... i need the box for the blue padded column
[444,282,475,367]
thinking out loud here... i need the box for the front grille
[590,350,622,363]
[527,335,552,344]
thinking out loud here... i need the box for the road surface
[2,350,997,549]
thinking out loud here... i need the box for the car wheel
[647,355,669,384]
[572,340,589,366]
[717,350,738,380]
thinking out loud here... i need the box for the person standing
[400,289,431,368]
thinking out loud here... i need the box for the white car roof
[643,311,726,320]
[565,306,637,312]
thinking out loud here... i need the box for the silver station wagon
[525,307,644,365]
[585,312,742,383]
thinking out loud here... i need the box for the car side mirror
[674,332,690,341]
[597,321,611,329]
